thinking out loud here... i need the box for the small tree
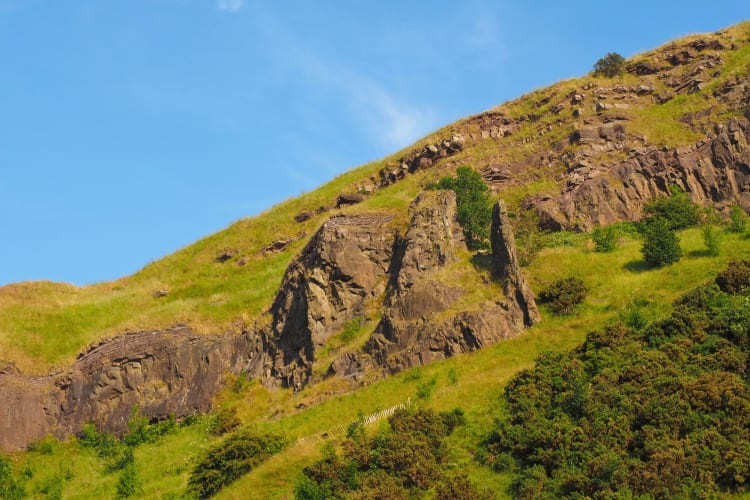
[591,224,618,252]
[641,217,682,267]
[642,185,701,230]
[437,166,492,250]
[593,52,625,77]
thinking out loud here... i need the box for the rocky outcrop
[491,201,541,326]
[525,117,750,230]
[354,191,535,375]
[0,326,254,451]
[374,135,465,188]
[264,214,397,389]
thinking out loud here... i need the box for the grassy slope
[2,22,749,375]
[10,228,750,498]
[3,21,750,498]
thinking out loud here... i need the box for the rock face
[0,190,540,451]
[491,201,541,326]
[353,191,536,375]
[263,214,397,389]
[0,326,249,451]
[525,117,750,231]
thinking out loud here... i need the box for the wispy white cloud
[217,0,244,13]
[246,2,437,151]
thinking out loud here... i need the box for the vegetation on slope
[485,262,750,498]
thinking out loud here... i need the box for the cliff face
[0,191,536,451]
[0,326,246,451]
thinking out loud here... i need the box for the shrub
[515,208,545,266]
[188,429,287,498]
[642,185,701,230]
[297,408,470,498]
[728,204,749,233]
[437,166,492,250]
[593,52,625,77]
[0,455,25,500]
[416,376,438,400]
[209,406,241,436]
[702,224,721,256]
[641,217,682,267]
[538,277,587,315]
[591,224,618,252]
[116,463,142,498]
[716,260,750,294]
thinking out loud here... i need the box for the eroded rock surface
[0,326,252,451]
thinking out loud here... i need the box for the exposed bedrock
[0,191,538,451]
[524,117,750,231]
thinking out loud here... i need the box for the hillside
[1,21,750,499]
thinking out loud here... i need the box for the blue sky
[1,1,748,285]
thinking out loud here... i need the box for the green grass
[10,228,750,498]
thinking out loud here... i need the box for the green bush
[484,267,750,498]
[715,260,750,294]
[0,455,25,500]
[297,408,474,498]
[208,406,241,436]
[728,204,749,233]
[538,277,587,315]
[642,185,701,230]
[641,217,682,267]
[593,52,625,77]
[591,224,618,252]
[703,223,722,256]
[416,376,438,400]
[437,166,492,250]
[116,463,142,498]
[188,429,287,498]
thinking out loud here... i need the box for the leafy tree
[593,52,625,77]
[641,217,682,267]
[591,224,618,252]
[642,185,701,230]
[437,166,492,250]
[538,277,587,315]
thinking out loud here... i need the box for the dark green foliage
[79,409,176,473]
[296,408,482,499]
[703,223,722,256]
[641,217,682,267]
[116,463,142,498]
[642,185,701,230]
[188,429,287,498]
[0,455,25,500]
[729,204,749,233]
[593,52,625,77]
[484,263,750,498]
[416,376,437,400]
[538,277,587,315]
[208,406,241,436]
[437,166,492,250]
[716,260,750,294]
[591,224,618,252]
